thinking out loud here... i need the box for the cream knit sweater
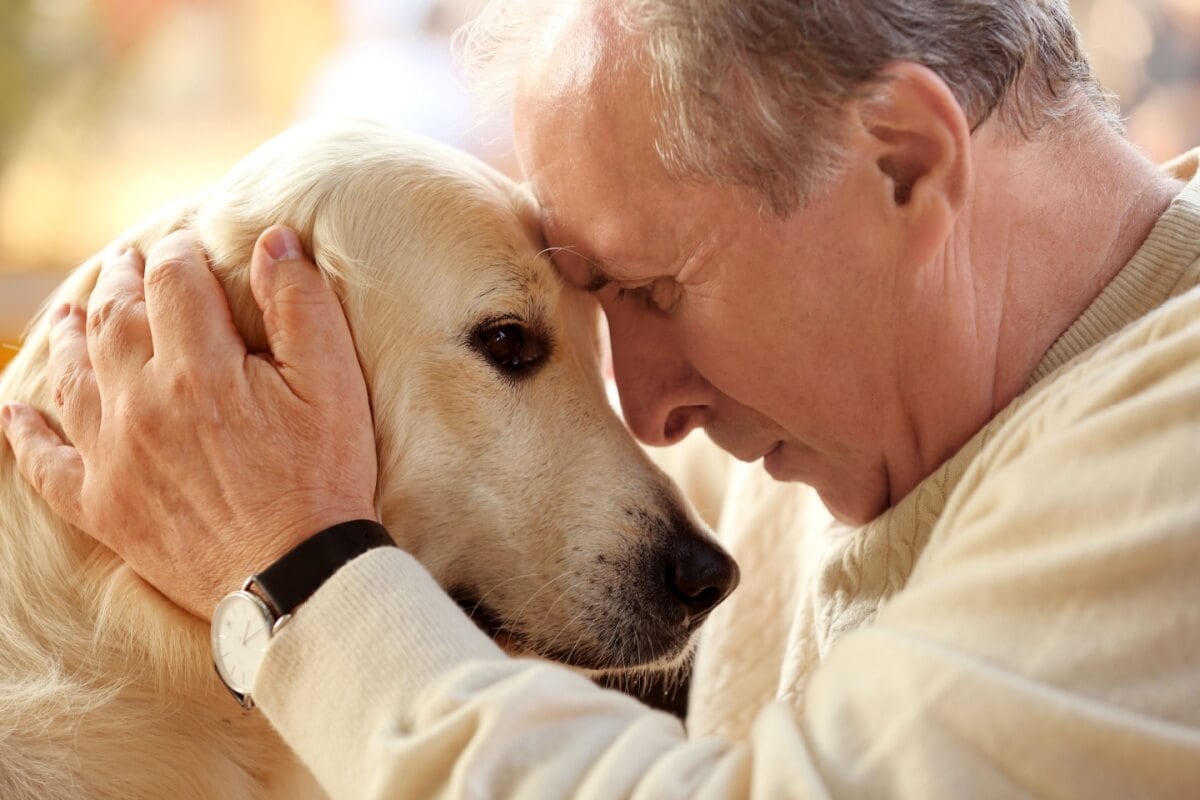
[257,151,1200,799]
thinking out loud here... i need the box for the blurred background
[1,0,1198,371]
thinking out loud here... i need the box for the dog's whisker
[541,600,594,663]
[542,575,591,621]
[504,570,576,634]
[517,576,588,641]
[468,571,542,617]
[535,244,589,264]
[559,604,604,666]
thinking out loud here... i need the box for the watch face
[211,591,274,696]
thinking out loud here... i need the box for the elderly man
[3,0,1199,797]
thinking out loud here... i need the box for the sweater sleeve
[254,298,1200,799]
[255,548,824,799]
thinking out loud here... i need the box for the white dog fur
[0,119,735,799]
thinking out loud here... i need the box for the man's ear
[855,62,971,213]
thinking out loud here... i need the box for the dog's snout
[663,532,740,624]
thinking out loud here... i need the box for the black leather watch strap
[250,519,395,617]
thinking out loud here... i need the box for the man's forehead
[519,2,611,104]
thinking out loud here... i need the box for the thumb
[1,403,85,530]
[249,226,362,399]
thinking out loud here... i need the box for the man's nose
[606,306,713,447]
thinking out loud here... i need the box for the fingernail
[262,227,303,262]
[50,303,71,325]
[0,404,14,429]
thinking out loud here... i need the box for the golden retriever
[0,119,739,799]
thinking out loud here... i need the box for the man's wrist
[250,519,396,617]
[229,506,381,602]
[211,519,396,708]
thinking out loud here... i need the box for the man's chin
[761,441,816,485]
[762,442,788,478]
[813,480,891,526]
[763,446,888,526]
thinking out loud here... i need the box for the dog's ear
[191,177,353,357]
[188,208,287,356]
[192,215,355,358]
[93,192,273,357]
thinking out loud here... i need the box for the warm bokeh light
[1,0,1197,372]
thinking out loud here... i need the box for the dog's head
[70,120,740,673]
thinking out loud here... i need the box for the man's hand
[0,226,379,619]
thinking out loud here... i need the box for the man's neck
[968,115,1184,415]
[886,112,1183,509]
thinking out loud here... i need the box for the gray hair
[458,0,1117,216]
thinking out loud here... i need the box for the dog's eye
[476,323,545,375]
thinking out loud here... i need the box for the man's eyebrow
[537,208,620,293]
[581,262,612,293]
[540,244,615,294]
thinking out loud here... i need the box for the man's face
[513,43,933,525]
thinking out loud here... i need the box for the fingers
[87,248,152,384]
[143,230,246,366]
[47,303,101,451]
[0,403,85,529]
[249,226,365,402]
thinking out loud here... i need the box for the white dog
[0,119,739,799]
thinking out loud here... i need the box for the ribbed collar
[1026,148,1200,386]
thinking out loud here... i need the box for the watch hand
[242,619,251,645]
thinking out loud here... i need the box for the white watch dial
[211,591,275,697]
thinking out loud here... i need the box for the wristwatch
[210,519,395,709]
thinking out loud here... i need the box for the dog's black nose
[663,534,740,624]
